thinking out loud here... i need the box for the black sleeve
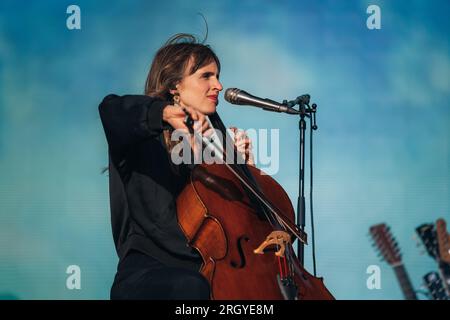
[98,94,170,155]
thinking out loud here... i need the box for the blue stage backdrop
[0,0,448,299]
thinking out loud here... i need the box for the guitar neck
[393,264,417,300]
[438,261,450,296]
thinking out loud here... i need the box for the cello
[176,112,334,300]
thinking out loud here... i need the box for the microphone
[224,88,299,114]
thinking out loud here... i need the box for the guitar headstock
[436,218,450,264]
[415,223,439,261]
[370,223,402,266]
[423,271,449,300]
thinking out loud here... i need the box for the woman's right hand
[162,105,210,134]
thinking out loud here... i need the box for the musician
[99,33,254,300]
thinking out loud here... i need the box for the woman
[99,33,253,299]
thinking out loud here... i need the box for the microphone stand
[227,90,319,269]
[284,95,318,268]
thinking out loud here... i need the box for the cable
[310,116,317,277]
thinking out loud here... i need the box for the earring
[173,94,180,106]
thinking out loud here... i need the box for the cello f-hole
[230,235,250,269]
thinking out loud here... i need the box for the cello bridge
[253,231,291,257]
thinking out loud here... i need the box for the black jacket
[99,94,202,271]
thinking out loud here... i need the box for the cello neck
[208,112,255,180]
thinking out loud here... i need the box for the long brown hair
[144,33,221,102]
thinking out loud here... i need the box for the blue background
[0,0,448,299]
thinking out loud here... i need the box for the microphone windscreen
[224,88,240,104]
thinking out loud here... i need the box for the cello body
[177,163,334,300]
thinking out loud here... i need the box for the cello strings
[185,115,306,243]
[203,118,304,285]
[203,117,280,229]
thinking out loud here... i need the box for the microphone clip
[283,95,318,130]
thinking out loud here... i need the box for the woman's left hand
[230,127,255,166]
